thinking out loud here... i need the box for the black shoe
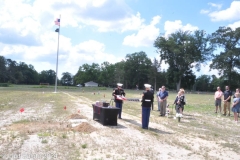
[118,117,122,119]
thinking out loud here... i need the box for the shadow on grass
[122,118,173,135]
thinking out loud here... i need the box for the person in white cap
[112,83,126,119]
[141,84,154,129]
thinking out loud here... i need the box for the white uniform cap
[144,84,151,88]
[117,83,123,87]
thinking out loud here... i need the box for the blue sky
[0,0,239,78]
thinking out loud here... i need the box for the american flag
[116,95,127,100]
[55,18,60,26]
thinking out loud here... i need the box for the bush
[0,83,9,87]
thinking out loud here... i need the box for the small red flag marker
[64,106,66,110]
[20,108,24,113]
[78,110,80,113]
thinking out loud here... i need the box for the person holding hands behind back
[223,86,232,116]
[232,93,240,124]
[158,86,168,116]
[141,84,154,129]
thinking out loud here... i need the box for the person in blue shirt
[158,86,168,116]
[232,93,240,123]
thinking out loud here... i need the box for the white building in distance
[84,81,98,87]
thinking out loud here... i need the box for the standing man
[158,86,168,116]
[150,87,154,110]
[112,83,126,119]
[214,87,223,113]
[141,84,154,129]
[157,88,161,111]
[223,86,232,116]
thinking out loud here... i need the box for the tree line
[0,26,239,91]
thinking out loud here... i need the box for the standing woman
[232,93,240,123]
[141,84,154,129]
[179,88,186,113]
[233,88,239,117]
[112,83,126,119]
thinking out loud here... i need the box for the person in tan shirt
[214,87,223,113]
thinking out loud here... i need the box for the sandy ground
[0,91,239,160]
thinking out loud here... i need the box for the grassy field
[0,85,239,159]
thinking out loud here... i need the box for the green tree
[39,70,56,85]
[149,58,161,91]
[74,63,100,85]
[210,75,224,91]
[0,56,7,82]
[124,51,152,89]
[154,30,213,91]
[99,61,115,87]
[61,72,73,86]
[195,75,211,91]
[6,59,18,83]
[114,60,125,87]
[210,26,240,87]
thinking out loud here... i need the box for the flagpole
[54,15,61,93]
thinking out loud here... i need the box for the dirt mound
[71,122,97,133]
[69,114,86,119]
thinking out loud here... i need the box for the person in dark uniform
[112,83,126,119]
[141,84,154,129]
[223,86,232,116]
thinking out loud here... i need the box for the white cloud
[208,1,240,21]
[164,20,199,37]
[0,0,141,77]
[208,2,222,10]
[122,15,161,47]
[228,21,240,30]
[200,9,210,14]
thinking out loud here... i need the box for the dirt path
[0,91,239,160]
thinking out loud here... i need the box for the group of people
[214,86,240,123]
[112,83,185,129]
[112,83,240,129]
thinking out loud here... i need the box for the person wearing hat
[112,83,126,119]
[141,84,154,129]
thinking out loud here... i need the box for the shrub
[0,83,9,87]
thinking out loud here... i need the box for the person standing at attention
[112,83,126,119]
[233,88,239,98]
[233,88,239,117]
[214,87,223,114]
[223,86,232,116]
[157,88,161,111]
[232,93,240,124]
[158,86,168,116]
[141,84,154,129]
